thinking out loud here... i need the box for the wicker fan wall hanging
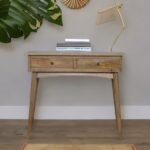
[61,0,90,9]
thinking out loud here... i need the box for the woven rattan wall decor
[61,0,90,9]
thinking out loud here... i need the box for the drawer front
[76,57,122,72]
[29,56,74,72]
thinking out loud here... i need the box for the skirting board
[0,106,150,119]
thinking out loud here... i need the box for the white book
[65,38,90,43]
[56,47,92,52]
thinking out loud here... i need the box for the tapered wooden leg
[28,72,39,132]
[112,73,122,136]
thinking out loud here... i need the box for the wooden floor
[0,120,150,150]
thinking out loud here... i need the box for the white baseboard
[0,106,150,119]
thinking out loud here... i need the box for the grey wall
[0,0,150,107]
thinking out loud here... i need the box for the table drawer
[29,56,74,72]
[76,57,122,72]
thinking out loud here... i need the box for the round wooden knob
[50,62,54,65]
[97,62,100,66]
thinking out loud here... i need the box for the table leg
[112,73,122,136]
[28,72,39,132]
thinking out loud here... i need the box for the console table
[28,52,123,135]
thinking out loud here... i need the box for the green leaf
[0,23,11,43]
[0,19,23,38]
[0,0,63,43]
[32,0,63,26]
[0,0,10,19]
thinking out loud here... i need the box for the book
[56,47,92,52]
[56,39,92,52]
[56,42,91,47]
[65,38,90,43]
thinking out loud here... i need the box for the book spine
[56,47,92,52]
[56,43,91,47]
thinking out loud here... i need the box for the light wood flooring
[0,120,150,150]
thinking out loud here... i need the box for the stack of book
[56,39,92,52]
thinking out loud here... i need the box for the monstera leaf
[0,0,62,43]
[0,0,10,18]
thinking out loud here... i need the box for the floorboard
[0,120,150,150]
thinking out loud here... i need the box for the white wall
[0,0,150,119]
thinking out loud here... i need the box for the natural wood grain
[28,52,123,134]
[0,120,150,150]
[23,144,136,150]
[37,73,113,79]
[29,55,122,73]
[28,52,123,57]
[28,73,39,132]
[112,73,122,136]
[76,57,121,72]
[0,145,147,150]
[30,56,74,72]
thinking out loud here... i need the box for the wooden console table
[28,52,123,135]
